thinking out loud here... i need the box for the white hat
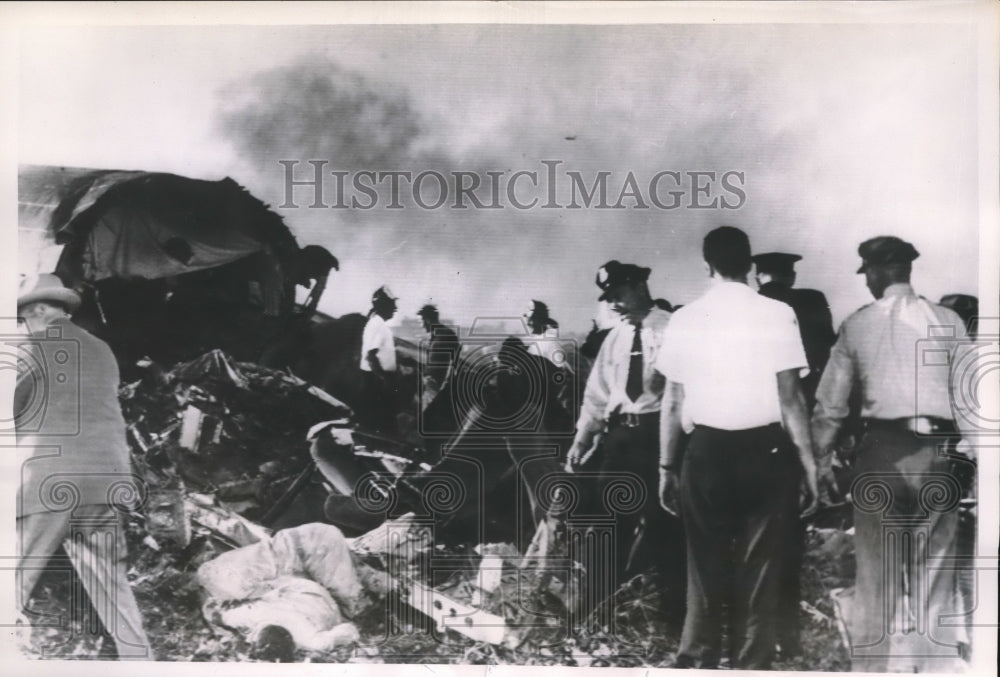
[372,285,398,304]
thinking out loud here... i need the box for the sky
[13,17,985,334]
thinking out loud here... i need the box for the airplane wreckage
[16,165,877,666]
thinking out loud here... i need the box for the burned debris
[14,340,854,667]
[16,164,956,669]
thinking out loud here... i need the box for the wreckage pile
[119,349,350,534]
[19,349,850,666]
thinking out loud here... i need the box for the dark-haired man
[656,227,818,670]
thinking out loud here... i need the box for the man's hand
[955,438,977,462]
[659,467,681,517]
[366,348,384,376]
[815,452,841,506]
[564,437,600,473]
[799,466,820,518]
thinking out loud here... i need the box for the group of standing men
[14,222,978,668]
[566,226,974,671]
[354,225,975,671]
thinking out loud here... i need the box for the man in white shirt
[656,227,818,670]
[566,260,683,585]
[358,285,398,431]
[812,236,970,672]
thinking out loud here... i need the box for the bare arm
[809,328,855,502]
[777,368,818,516]
[659,380,686,469]
[657,380,685,516]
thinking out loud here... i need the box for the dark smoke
[219,59,423,170]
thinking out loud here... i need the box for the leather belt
[607,411,659,430]
[864,416,957,435]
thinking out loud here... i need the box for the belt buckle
[913,417,934,435]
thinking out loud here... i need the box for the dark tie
[626,320,643,401]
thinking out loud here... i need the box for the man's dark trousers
[595,414,681,583]
[776,439,805,657]
[677,423,797,670]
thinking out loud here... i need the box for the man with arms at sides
[657,227,819,670]
[811,236,971,672]
[358,285,399,432]
[416,303,460,408]
[750,250,837,657]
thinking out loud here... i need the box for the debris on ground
[120,349,351,528]
[19,348,854,667]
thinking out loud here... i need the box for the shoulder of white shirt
[669,283,788,320]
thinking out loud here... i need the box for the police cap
[856,236,920,273]
[751,252,802,276]
[595,260,651,301]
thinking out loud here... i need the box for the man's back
[17,318,133,516]
[660,281,807,430]
[815,283,964,421]
[425,323,460,381]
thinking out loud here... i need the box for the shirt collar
[882,282,915,298]
[708,278,753,294]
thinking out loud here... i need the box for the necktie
[626,320,643,401]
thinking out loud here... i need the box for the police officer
[751,251,836,657]
[566,261,680,584]
[751,252,836,407]
[939,293,978,338]
[812,236,969,672]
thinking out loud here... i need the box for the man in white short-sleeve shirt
[655,226,818,670]
[358,285,398,431]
